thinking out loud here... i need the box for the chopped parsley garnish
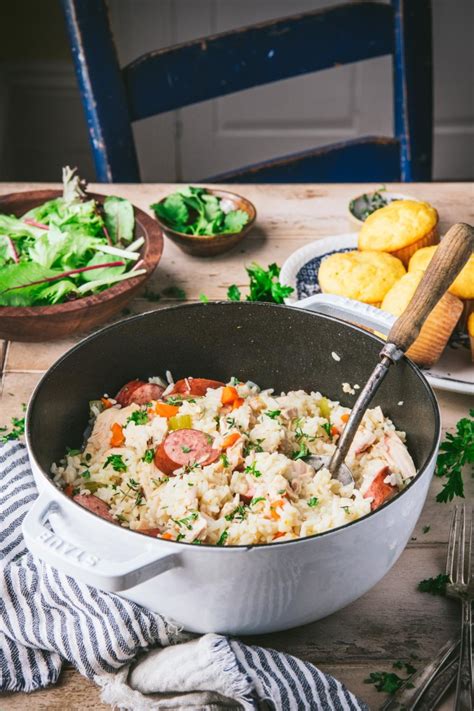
[226,262,294,304]
[321,421,332,438]
[151,476,169,486]
[250,497,266,507]
[199,293,209,303]
[244,461,262,478]
[127,410,149,426]
[220,453,230,467]
[364,671,405,695]
[66,447,81,456]
[422,525,430,534]
[435,409,473,502]
[104,454,127,472]
[217,530,229,546]
[142,449,155,463]
[165,395,185,406]
[265,410,281,419]
[0,415,25,443]
[291,442,310,460]
[162,285,186,300]
[172,512,199,530]
[181,445,191,453]
[418,573,449,596]
[342,506,350,513]
[364,659,417,695]
[226,417,236,427]
[307,497,319,507]
[243,439,264,456]
[176,533,185,542]
[225,504,247,522]
[81,470,91,479]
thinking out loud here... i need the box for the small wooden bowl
[153,189,256,257]
[0,190,163,342]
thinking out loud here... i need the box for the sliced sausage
[363,466,396,511]
[115,379,164,406]
[138,528,161,538]
[168,378,225,398]
[154,428,220,475]
[73,494,116,522]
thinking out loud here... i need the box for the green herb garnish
[227,262,293,304]
[418,573,449,596]
[307,497,319,507]
[244,461,262,478]
[127,410,149,426]
[435,409,473,502]
[161,285,186,300]
[225,505,247,522]
[291,442,310,460]
[0,415,25,443]
[422,525,430,534]
[142,449,155,463]
[364,671,405,695]
[104,454,127,472]
[81,470,91,480]
[265,410,281,420]
[220,453,230,467]
[216,530,229,546]
[249,497,266,507]
[172,512,199,530]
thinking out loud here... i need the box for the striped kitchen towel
[0,441,368,710]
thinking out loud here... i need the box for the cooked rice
[52,379,416,545]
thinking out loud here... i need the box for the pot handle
[293,293,396,335]
[22,492,180,592]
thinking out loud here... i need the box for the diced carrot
[232,397,245,410]
[161,532,174,540]
[269,499,285,520]
[221,386,239,405]
[222,432,240,449]
[272,531,286,540]
[155,402,180,418]
[101,397,112,409]
[331,425,340,437]
[110,422,125,447]
[341,413,350,423]
[64,484,74,497]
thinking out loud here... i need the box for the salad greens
[0,167,144,307]
[151,186,249,236]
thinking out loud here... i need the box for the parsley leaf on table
[417,573,449,596]
[227,262,293,305]
[435,409,473,502]
[0,415,26,443]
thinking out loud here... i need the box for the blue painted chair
[61,0,432,183]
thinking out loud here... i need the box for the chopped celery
[168,414,192,430]
[318,397,331,420]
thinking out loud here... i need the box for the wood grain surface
[1,182,473,711]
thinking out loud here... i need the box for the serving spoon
[310,222,474,485]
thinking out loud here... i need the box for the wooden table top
[1,182,473,711]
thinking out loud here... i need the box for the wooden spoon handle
[387,222,473,352]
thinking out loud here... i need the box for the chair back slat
[210,136,401,183]
[392,0,433,180]
[124,2,394,121]
[63,0,140,181]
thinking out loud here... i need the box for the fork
[445,504,473,711]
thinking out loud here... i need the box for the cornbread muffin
[358,200,439,266]
[381,270,463,367]
[468,312,474,363]
[318,250,406,306]
[409,245,474,328]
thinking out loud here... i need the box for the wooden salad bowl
[153,189,256,257]
[0,190,163,342]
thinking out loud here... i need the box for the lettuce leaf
[103,196,134,243]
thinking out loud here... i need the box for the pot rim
[25,301,441,552]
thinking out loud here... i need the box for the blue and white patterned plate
[280,234,474,396]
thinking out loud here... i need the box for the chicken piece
[383,431,416,480]
[86,404,139,454]
[349,429,376,456]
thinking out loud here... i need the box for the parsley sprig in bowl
[151,187,256,257]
